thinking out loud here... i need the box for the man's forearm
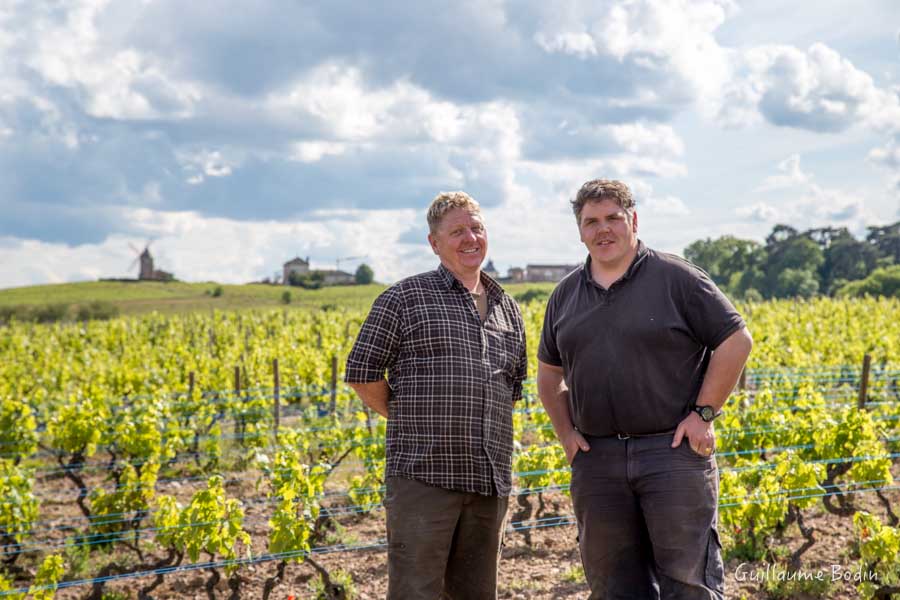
[537,363,575,442]
[696,327,753,411]
[348,380,390,418]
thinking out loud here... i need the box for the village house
[282,257,310,285]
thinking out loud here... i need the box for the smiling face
[578,198,639,274]
[428,207,488,280]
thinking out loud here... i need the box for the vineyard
[1,297,900,599]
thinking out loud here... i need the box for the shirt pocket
[484,325,524,381]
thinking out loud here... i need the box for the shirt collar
[581,240,649,286]
[437,263,503,300]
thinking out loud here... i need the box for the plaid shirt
[345,264,527,496]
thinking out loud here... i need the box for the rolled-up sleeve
[345,286,403,383]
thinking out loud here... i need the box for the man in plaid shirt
[346,191,527,600]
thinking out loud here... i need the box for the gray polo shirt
[538,241,745,437]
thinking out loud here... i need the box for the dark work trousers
[570,434,724,600]
[384,476,509,600]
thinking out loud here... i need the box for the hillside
[0,279,557,316]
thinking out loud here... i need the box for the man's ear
[427,232,438,255]
[632,210,639,233]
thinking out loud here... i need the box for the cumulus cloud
[757,154,810,191]
[642,195,690,216]
[736,202,781,223]
[868,139,900,169]
[1,0,898,286]
[738,156,870,229]
[0,206,422,288]
[718,43,900,133]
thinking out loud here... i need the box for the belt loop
[617,433,630,440]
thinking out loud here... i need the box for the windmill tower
[139,248,154,280]
[129,242,155,280]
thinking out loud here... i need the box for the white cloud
[608,122,684,157]
[642,195,690,216]
[20,0,201,121]
[736,202,780,223]
[719,43,900,133]
[177,149,235,184]
[534,31,598,59]
[868,139,900,169]
[0,207,422,288]
[757,154,810,191]
[533,0,736,110]
[738,157,870,229]
[289,141,348,163]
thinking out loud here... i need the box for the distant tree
[866,221,900,265]
[211,286,223,297]
[354,264,374,285]
[775,268,819,298]
[680,221,900,299]
[821,235,879,292]
[762,229,824,298]
[288,271,323,289]
[684,236,764,297]
[281,290,292,304]
[837,265,900,298]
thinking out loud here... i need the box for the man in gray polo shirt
[537,179,752,599]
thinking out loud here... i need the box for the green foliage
[774,268,819,298]
[154,476,251,574]
[0,303,71,324]
[211,286,224,297]
[837,265,900,298]
[310,568,357,600]
[761,563,832,599]
[75,301,120,321]
[28,554,65,600]
[0,460,39,546]
[288,271,325,289]
[684,235,765,296]
[0,572,24,600]
[46,396,109,457]
[354,263,374,285]
[513,288,550,304]
[280,290,292,304]
[854,511,900,598]
[0,396,38,461]
[685,221,900,298]
[259,431,329,560]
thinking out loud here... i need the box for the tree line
[684,221,900,300]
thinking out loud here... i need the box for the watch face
[700,406,714,421]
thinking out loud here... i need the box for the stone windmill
[129,241,159,280]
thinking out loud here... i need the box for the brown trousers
[384,476,509,600]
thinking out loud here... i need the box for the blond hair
[426,191,482,233]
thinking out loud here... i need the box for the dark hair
[571,179,634,223]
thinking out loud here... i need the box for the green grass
[0,279,558,316]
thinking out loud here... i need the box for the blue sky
[1,0,899,287]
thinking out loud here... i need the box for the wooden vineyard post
[234,365,242,438]
[188,371,198,462]
[330,355,338,414]
[273,358,280,438]
[858,354,872,410]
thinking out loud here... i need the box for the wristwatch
[692,404,723,423]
